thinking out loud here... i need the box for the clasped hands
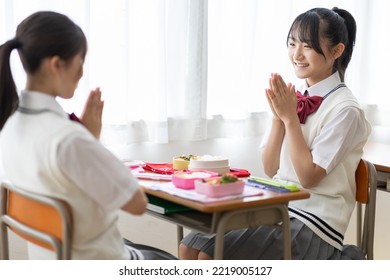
[80,87,104,139]
[265,73,299,124]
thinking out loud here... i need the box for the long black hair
[0,11,87,129]
[287,7,356,82]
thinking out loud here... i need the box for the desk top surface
[363,141,390,173]
[137,141,389,212]
[141,181,310,213]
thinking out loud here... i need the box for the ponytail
[332,7,356,81]
[0,38,21,130]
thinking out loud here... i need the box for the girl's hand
[265,75,282,121]
[267,73,298,124]
[265,88,281,121]
[80,88,104,139]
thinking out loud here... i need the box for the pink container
[172,170,218,190]
[194,177,245,197]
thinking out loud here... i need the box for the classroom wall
[6,135,390,259]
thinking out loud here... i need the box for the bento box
[194,174,245,197]
[172,170,218,190]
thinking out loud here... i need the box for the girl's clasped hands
[265,73,298,124]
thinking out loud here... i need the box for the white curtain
[1,0,389,147]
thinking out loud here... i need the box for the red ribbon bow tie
[68,112,82,123]
[296,91,323,124]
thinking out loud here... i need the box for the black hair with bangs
[286,7,356,82]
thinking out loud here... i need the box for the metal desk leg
[213,204,292,260]
[177,225,184,256]
[280,205,291,259]
[214,221,226,260]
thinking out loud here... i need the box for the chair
[0,181,73,260]
[355,158,377,260]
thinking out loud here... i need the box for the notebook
[146,195,192,215]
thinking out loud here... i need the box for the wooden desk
[141,180,310,259]
[363,141,390,191]
[363,141,390,173]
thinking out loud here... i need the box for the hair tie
[8,38,22,49]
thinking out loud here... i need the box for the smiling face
[288,34,336,87]
[286,11,346,87]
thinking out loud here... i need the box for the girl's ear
[332,43,345,60]
[47,56,63,75]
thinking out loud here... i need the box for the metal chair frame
[355,159,377,260]
[0,181,72,260]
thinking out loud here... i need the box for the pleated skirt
[124,239,177,260]
[180,218,365,260]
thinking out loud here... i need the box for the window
[2,0,389,145]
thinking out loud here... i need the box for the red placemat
[229,168,251,177]
[142,163,250,177]
[143,163,175,175]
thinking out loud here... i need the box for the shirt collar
[19,90,68,119]
[300,72,342,98]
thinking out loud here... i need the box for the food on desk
[194,174,245,197]
[172,154,196,170]
[219,173,239,183]
[172,170,218,189]
[188,155,230,175]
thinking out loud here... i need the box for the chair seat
[0,181,73,260]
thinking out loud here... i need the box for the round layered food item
[188,155,230,175]
[172,154,195,170]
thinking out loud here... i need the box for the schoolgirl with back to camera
[0,11,176,260]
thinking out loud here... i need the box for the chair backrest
[0,181,73,259]
[355,159,377,260]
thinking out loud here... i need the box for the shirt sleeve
[311,107,368,173]
[57,131,140,212]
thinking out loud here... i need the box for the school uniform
[181,72,371,259]
[0,91,175,260]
